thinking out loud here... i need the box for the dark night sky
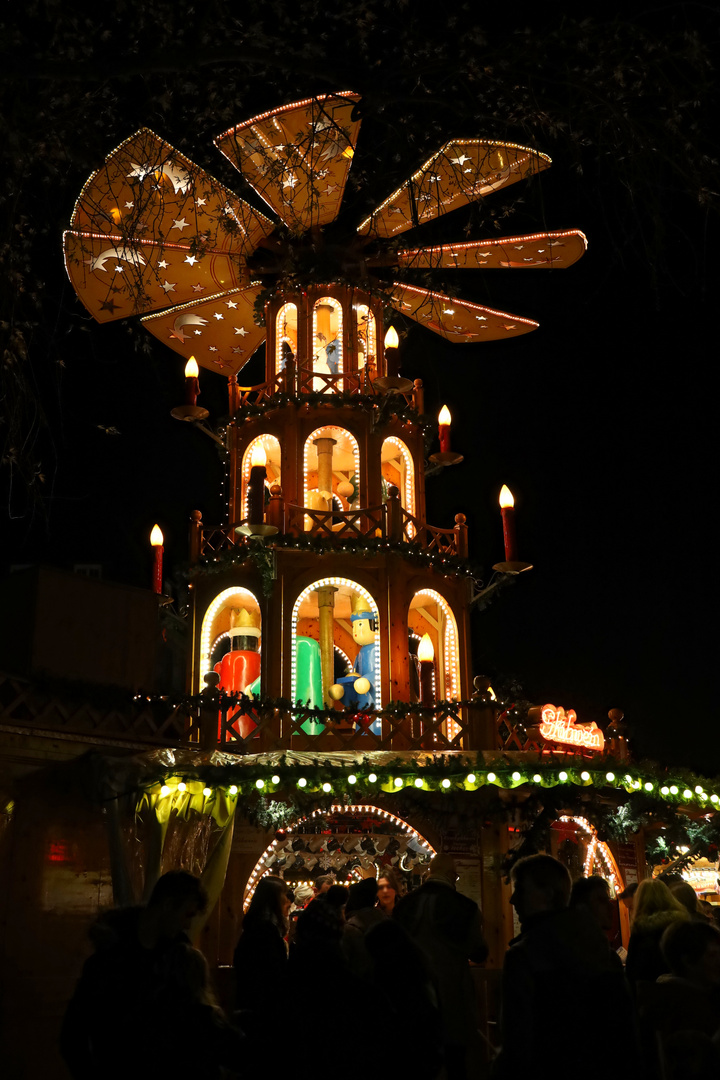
[2,17,716,774]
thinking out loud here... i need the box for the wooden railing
[228,363,423,410]
[0,672,200,749]
[209,693,490,753]
[284,503,385,540]
[400,508,465,557]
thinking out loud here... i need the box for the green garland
[181,532,484,593]
[224,391,431,436]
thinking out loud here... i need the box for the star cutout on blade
[171,218,189,232]
[100,299,119,313]
[124,201,134,209]
[213,312,224,320]
[196,198,207,206]
[158,260,169,269]
[283,175,298,189]
[234,326,249,336]
[114,265,124,273]
[451,154,471,166]
[192,284,205,293]
[185,255,198,266]
[225,300,238,309]
[169,328,186,342]
[161,280,176,293]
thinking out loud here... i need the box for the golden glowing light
[499,484,514,508]
[251,443,267,468]
[384,326,399,349]
[438,405,452,426]
[417,633,435,662]
[150,525,164,547]
[184,356,199,378]
[110,207,122,224]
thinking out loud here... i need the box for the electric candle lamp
[150,524,163,594]
[499,485,518,562]
[384,326,399,349]
[438,405,452,453]
[184,356,200,406]
[417,633,435,705]
[247,443,267,524]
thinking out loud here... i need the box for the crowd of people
[59,855,720,1079]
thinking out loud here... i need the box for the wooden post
[267,484,285,532]
[227,377,239,521]
[313,436,336,512]
[282,355,296,395]
[200,671,220,751]
[454,513,468,558]
[189,510,203,562]
[413,378,424,414]
[386,485,402,542]
[317,585,337,706]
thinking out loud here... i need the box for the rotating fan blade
[215,92,361,233]
[358,140,551,239]
[141,286,265,377]
[393,229,588,270]
[389,283,538,342]
[64,230,250,323]
[65,128,273,322]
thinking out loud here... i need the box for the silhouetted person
[365,918,443,1079]
[233,876,290,1031]
[60,870,208,1079]
[637,918,720,1077]
[157,943,246,1077]
[288,898,365,1078]
[394,854,488,1080]
[493,854,637,1080]
[626,877,688,989]
[569,874,616,932]
[343,877,386,977]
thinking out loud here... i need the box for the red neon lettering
[539,705,604,752]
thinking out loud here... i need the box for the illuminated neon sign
[539,704,605,752]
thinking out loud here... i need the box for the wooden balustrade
[284,503,385,540]
[195,498,464,559]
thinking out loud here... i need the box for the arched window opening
[244,805,436,907]
[409,589,461,740]
[275,302,297,376]
[381,436,415,522]
[241,435,281,521]
[303,426,360,529]
[201,587,262,739]
[355,303,376,376]
[291,577,381,733]
[312,296,343,391]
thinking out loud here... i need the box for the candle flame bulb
[150,525,164,547]
[250,443,267,468]
[499,484,514,508]
[185,356,199,378]
[418,633,435,662]
[384,327,399,349]
[438,405,452,426]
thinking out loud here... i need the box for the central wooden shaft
[313,437,337,509]
[317,585,338,706]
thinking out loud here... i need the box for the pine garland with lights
[181,532,485,593]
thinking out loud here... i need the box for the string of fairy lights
[136,760,720,811]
